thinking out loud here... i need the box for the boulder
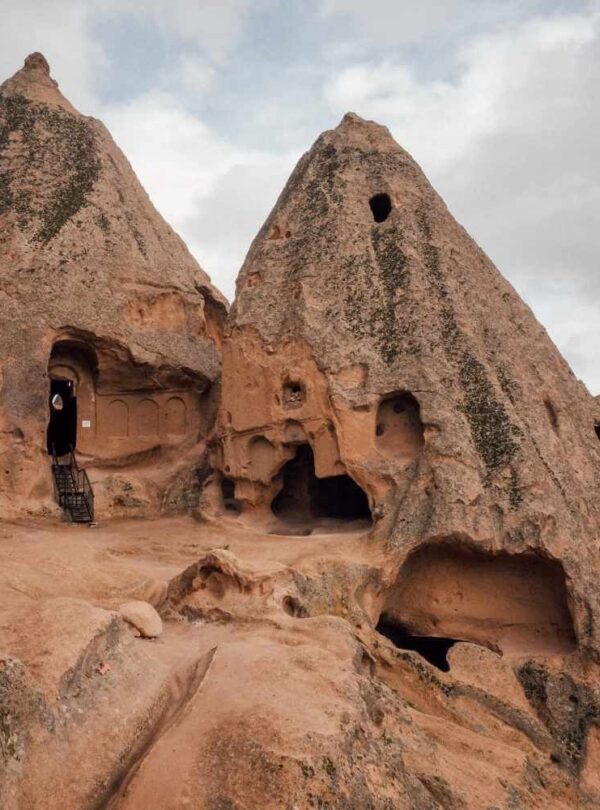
[119,600,162,638]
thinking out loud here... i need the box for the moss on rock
[0,93,100,243]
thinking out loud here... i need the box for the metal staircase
[51,448,94,523]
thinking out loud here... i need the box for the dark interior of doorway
[46,378,77,456]
[271,443,371,527]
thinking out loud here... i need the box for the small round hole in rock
[282,595,308,618]
[369,193,392,223]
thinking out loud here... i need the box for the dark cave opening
[376,617,457,672]
[220,476,241,514]
[271,444,371,526]
[595,423,600,441]
[369,193,392,223]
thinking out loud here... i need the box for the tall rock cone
[0,54,227,518]
[217,112,600,658]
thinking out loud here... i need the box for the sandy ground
[0,514,377,613]
[1,516,595,810]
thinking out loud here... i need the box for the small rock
[119,600,162,638]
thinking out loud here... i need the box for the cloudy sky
[2,0,599,391]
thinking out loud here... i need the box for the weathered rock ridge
[0,54,227,518]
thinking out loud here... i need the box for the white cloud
[102,0,264,64]
[323,8,600,391]
[320,0,467,42]
[0,0,106,111]
[104,93,241,224]
[178,55,216,95]
[182,152,299,297]
[103,92,297,300]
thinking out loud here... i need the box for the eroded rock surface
[1,519,600,809]
[213,111,600,664]
[0,54,226,520]
[1,58,600,810]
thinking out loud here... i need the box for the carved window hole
[369,193,392,223]
[221,476,241,515]
[283,381,305,410]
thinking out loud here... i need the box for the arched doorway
[46,339,98,457]
[271,443,371,528]
[47,378,77,456]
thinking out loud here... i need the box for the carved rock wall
[215,112,600,660]
[0,55,227,518]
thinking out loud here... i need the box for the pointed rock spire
[0,54,226,518]
[0,52,75,112]
[218,113,600,657]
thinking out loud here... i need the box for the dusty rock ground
[1,514,598,809]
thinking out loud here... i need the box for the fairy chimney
[0,54,227,518]
[216,112,600,657]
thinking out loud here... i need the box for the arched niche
[164,396,187,435]
[248,435,277,483]
[133,398,159,437]
[375,392,424,459]
[106,399,129,438]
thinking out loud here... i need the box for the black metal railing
[51,445,94,522]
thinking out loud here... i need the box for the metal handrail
[51,444,94,521]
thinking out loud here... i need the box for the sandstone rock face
[119,600,162,638]
[0,54,226,519]
[216,112,600,661]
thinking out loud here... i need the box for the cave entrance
[376,618,457,672]
[271,444,371,529]
[46,378,77,456]
[380,544,576,656]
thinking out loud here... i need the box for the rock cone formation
[217,111,600,657]
[0,54,226,518]
[2,55,600,810]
